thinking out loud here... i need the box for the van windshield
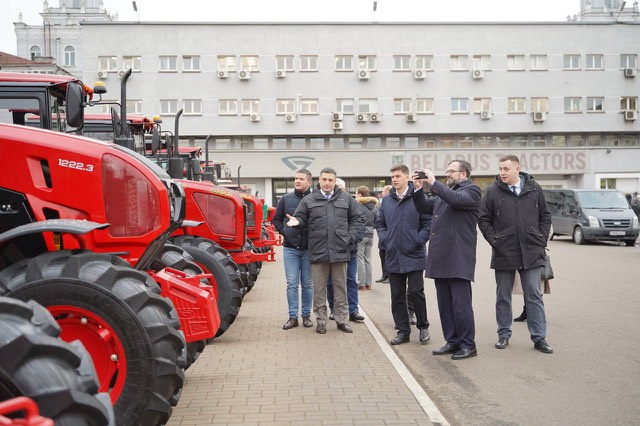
[575,191,630,209]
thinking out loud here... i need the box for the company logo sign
[281,156,315,171]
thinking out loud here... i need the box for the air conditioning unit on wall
[369,113,380,122]
[414,69,426,80]
[358,70,370,80]
[118,70,126,79]
[217,70,229,79]
[332,121,343,130]
[285,114,297,122]
[356,113,368,122]
[97,70,107,79]
[332,112,343,121]
[250,113,261,122]
[624,110,638,121]
[624,68,637,78]
[406,113,416,123]
[480,110,493,119]
[238,70,251,80]
[276,69,286,78]
[472,69,484,79]
[533,111,546,122]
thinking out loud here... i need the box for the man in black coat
[287,167,364,334]
[272,168,313,330]
[478,154,553,354]
[377,165,432,346]
[412,160,482,360]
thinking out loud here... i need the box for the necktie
[325,193,331,199]
[510,185,517,196]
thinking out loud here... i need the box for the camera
[414,171,427,180]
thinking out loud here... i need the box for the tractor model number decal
[58,158,95,172]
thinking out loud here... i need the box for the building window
[159,56,177,72]
[586,97,604,113]
[416,55,434,71]
[358,55,376,71]
[587,134,603,146]
[586,54,603,70]
[123,56,141,72]
[300,55,318,71]
[416,98,434,114]
[254,138,268,149]
[310,137,325,149]
[450,55,468,71]
[329,137,345,149]
[507,54,525,71]
[276,99,296,115]
[620,54,637,69]
[564,97,582,113]
[514,136,529,147]
[531,97,549,112]
[30,46,42,60]
[300,98,319,115]
[563,54,581,70]
[183,56,200,72]
[473,98,492,113]
[218,55,236,72]
[472,55,491,71]
[508,97,526,113]
[335,55,353,71]
[64,46,75,67]
[336,98,354,114]
[183,99,202,115]
[241,99,260,115]
[393,55,411,71]
[219,99,238,115]
[532,135,547,147]
[530,54,548,71]
[394,98,412,114]
[240,55,260,72]
[405,136,420,148]
[291,138,306,150]
[98,56,117,71]
[620,96,638,111]
[126,100,143,114]
[276,55,294,72]
[358,98,377,113]
[451,98,469,113]
[367,136,382,148]
[160,99,178,115]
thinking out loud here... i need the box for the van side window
[566,193,578,213]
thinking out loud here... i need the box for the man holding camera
[412,160,482,360]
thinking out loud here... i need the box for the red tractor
[0,74,220,425]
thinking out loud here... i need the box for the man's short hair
[296,168,312,180]
[448,159,473,178]
[390,164,410,175]
[356,186,370,197]
[499,154,520,164]
[320,167,337,176]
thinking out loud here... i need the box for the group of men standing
[273,154,553,359]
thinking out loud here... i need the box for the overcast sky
[2,0,582,56]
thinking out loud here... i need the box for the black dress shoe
[349,312,365,323]
[282,318,298,330]
[451,347,478,360]
[495,337,509,349]
[302,316,313,328]
[514,306,527,322]
[337,323,353,333]
[419,329,430,344]
[375,275,388,283]
[390,334,410,345]
[316,323,326,334]
[432,344,460,355]
[534,338,553,354]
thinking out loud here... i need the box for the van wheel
[573,227,586,245]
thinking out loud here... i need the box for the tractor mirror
[151,126,160,155]
[66,82,84,128]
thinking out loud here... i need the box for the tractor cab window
[0,97,41,126]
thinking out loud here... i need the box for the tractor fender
[0,219,109,245]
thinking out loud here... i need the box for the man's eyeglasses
[445,169,461,175]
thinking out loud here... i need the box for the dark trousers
[379,249,387,277]
[434,278,476,350]
[389,271,429,336]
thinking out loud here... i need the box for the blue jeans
[283,247,313,318]
[327,255,359,314]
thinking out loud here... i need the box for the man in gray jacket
[287,167,364,334]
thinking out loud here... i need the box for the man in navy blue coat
[412,160,482,360]
[377,164,432,346]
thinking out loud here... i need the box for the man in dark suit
[412,160,482,360]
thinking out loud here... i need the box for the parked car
[544,189,640,246]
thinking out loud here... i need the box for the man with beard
[273,168,314,330]
[412,160,482,360]
[286,167,364,334]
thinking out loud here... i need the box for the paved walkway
[168,245,438,426]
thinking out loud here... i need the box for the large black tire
[0,251,186,426]
[0,296,114,426]
[245,241,262,282]
[171,236,244,338]
[155,243,209,364]
[238,263,256,295]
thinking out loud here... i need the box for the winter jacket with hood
[272,187,311,249]
[478,172,551,270]
[356,196,379,238]
[377,182,432,274]
[292,186,364,264]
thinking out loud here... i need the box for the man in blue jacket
[272,169,313,330]
[413,160,482,360]
[377,164,432,345]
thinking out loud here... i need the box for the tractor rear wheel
[238,263,256,295]
[0,296,114,425]
[0,250,186,426]
[172,236,243,337]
